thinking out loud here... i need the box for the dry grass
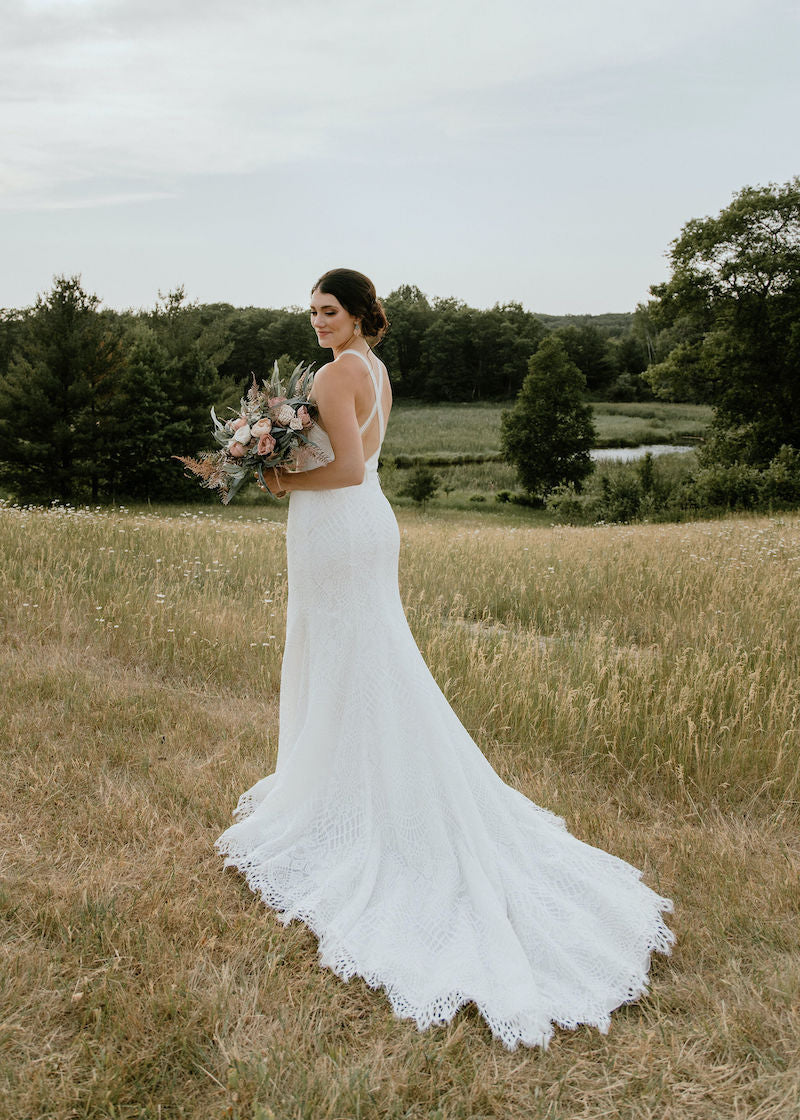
[1,500,799,1119]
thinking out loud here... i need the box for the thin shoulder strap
[340,349,385,438]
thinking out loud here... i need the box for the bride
[215,268,674,1050]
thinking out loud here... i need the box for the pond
[590,443,696,463]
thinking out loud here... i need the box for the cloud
[1,0,769,209]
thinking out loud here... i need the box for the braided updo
[311,268,389,342]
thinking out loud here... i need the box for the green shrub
[759,445,800,505]
[686,462,763,509]
[397,463,440,507]
[545,482,586,522]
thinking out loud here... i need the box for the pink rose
[251,418,272,438]
[228,441,248,458]
[230,417,248,431]
[257,432,276,456]
[267,397,282,408]
[296,405,312,428]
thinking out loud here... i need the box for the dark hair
[311,268,389,342]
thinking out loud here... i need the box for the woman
[215,268,674,1050]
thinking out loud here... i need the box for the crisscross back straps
[341,349,384,439]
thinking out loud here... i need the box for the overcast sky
[2,0,798,314]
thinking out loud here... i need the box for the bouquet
[174,360,332,504]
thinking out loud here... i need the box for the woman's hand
[255,466,288,498]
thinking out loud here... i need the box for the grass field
[383,400,711,458]
[379,400,711,511]
[2,498,799,1118]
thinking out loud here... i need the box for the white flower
[232,424,252,445]
[276,404,295,425]
[289,418,303,430]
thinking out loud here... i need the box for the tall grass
[2,500,799,1118]
[590,402,711,446]
[384,400,711,457]
[6,499,797,806]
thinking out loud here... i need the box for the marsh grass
[1,500,799,1119]
[383,400,711,458]
[381,401,710,511]
[590,403,711,447]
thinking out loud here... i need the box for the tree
[553,322,616,394]
[645,178,800,463]
[136,287,232,500]
[471,303,545,399]
[500,336,596,500]
[99,322,175,501]
[0,280,236,502]
[0,275,124,501]
[421,300,473,400]
[381,285,434,397]
[381,288,544,401]
[398,463,440,507]
[257,308,317,373]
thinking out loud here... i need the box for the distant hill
[535,312,635,334]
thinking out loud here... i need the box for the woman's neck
[332,334,370,359]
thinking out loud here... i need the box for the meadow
[382,400,711,458]
[1,497,799,1119]
[378,400,710,512]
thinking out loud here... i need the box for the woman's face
[309,288,357,350]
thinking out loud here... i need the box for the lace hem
[215,833,674,1052]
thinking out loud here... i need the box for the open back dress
[215,348,674,1050]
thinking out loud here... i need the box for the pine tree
[0,275,122,501]
[134,287,232,500]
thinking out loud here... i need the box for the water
[590,444,695,463]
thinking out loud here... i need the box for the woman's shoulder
[314,352,370,387]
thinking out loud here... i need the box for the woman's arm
[264,358,367,494]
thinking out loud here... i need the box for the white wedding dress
[215,349,674,1050]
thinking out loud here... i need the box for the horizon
[4,272,641,320]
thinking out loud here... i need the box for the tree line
[0,280,651,502]
[1,175,798,508]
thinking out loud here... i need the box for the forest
[0,279,654,502]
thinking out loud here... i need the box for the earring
[354,321,360,335]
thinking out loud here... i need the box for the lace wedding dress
[215,349,674,1050]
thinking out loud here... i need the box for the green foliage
[381,288,546,401]
[553,322,616,393]
[0,278,229,503]
[0,275,126,501]
[547,445,800,525]
[685,446,800,511]
[0,267,714,506]
[211,305,317,390]
[759,444,800,504]
[398,463,440,506]
[500,336,596,499]
[547,453,683,524]
[644,177,800,462]
[380,284,433,396]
